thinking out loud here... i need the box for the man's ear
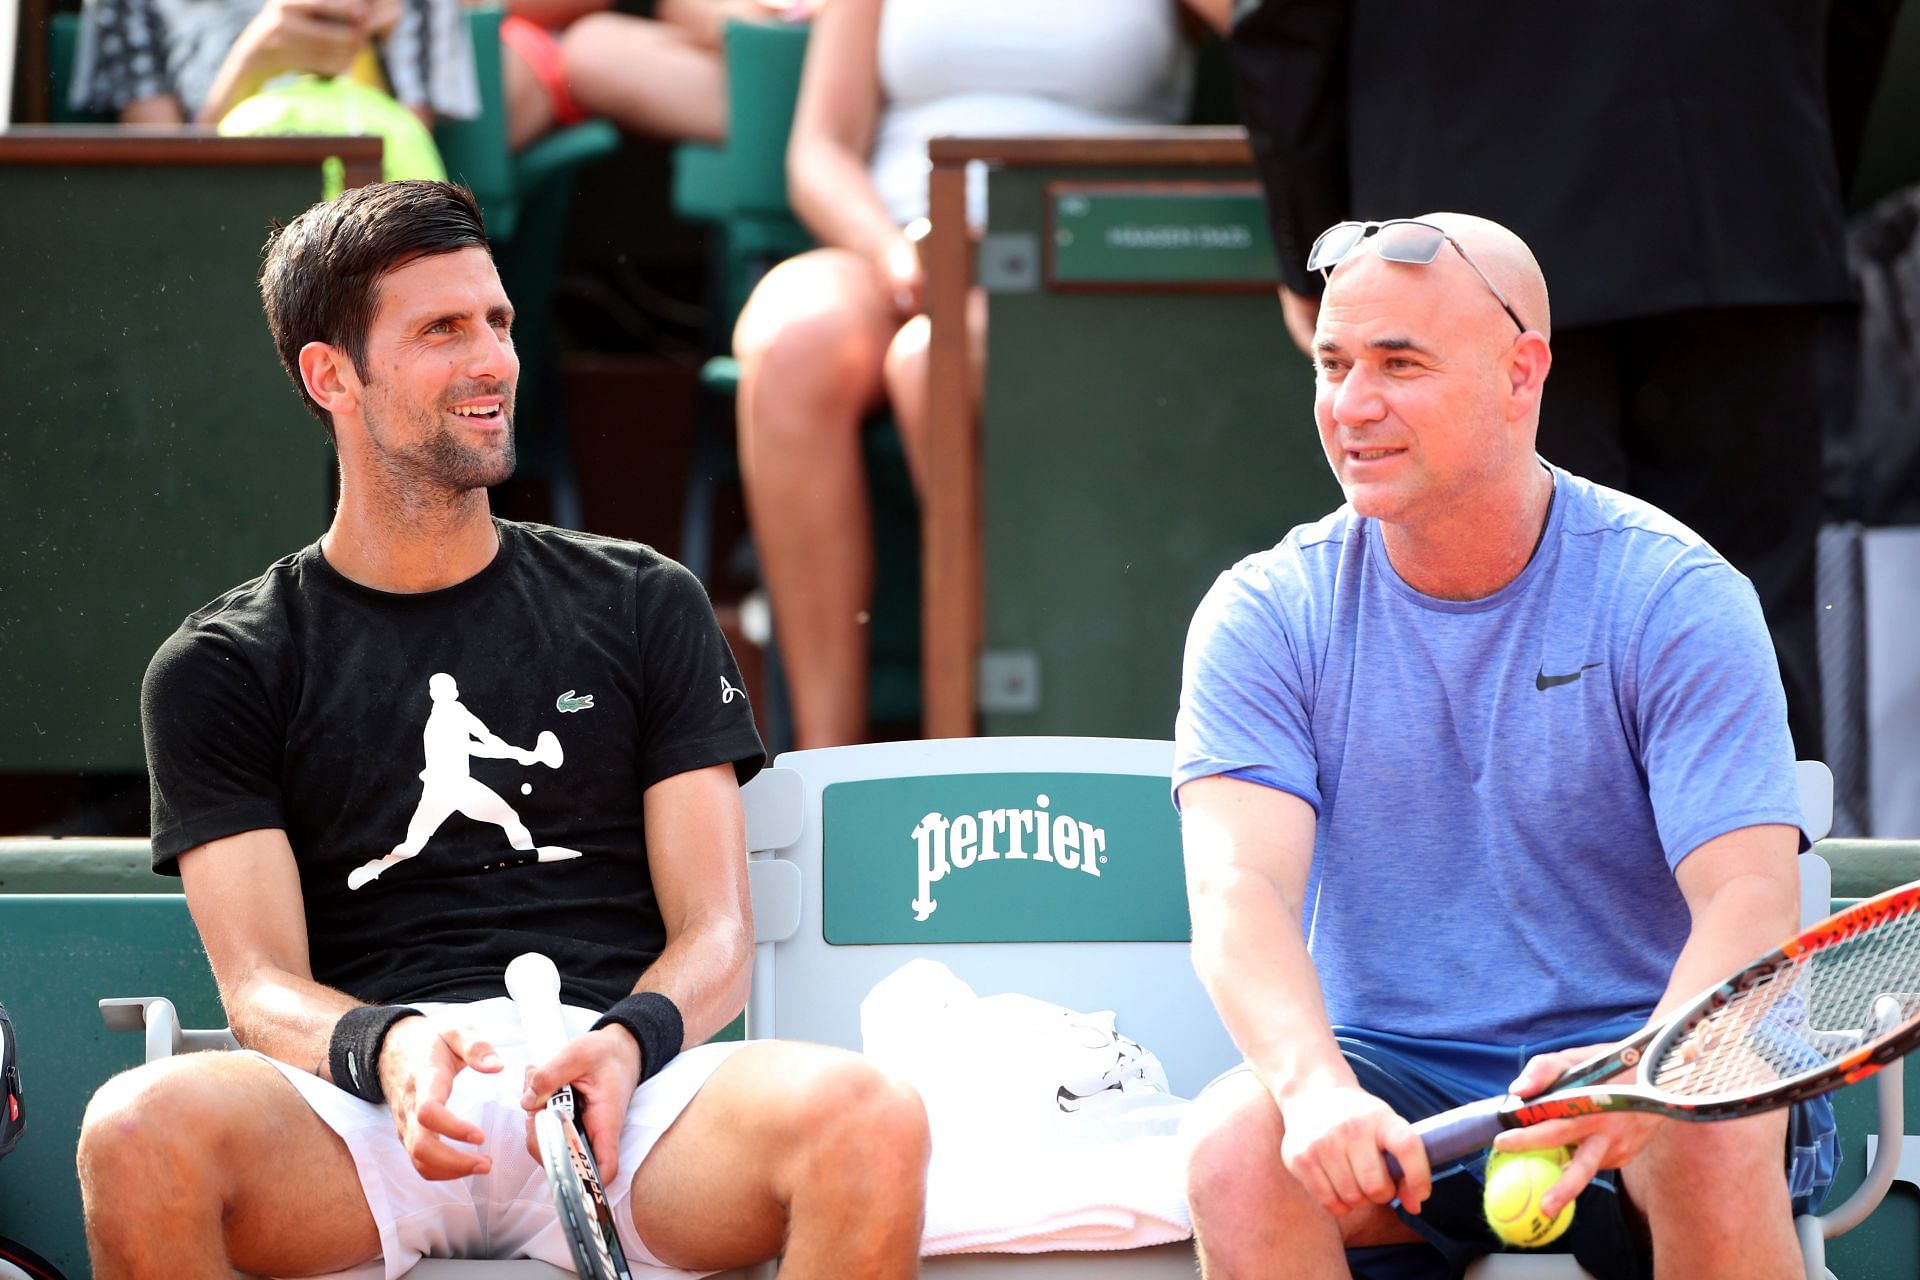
[1505,332,1552,421]
[298,341,361,418]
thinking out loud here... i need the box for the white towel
[860,959,1194,1255]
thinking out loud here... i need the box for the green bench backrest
[0,895,220,1279]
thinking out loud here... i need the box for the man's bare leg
[79,1052,381,1279]
[626,1042,929,1277]
[1185,1069,1420,1279]
[1628,1108,1801,1279]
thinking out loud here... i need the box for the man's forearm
[1654,867,1799,1024]
[624,913,753,1050]
[1191,864,1353,1103]
[222,961,382,1081]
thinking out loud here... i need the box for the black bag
[0,1001,20,1161]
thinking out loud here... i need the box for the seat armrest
[1823,1059,1907,1240]
[511,120,620,197]
[99,997,238,1061]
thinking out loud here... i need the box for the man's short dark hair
[260,181,490,439]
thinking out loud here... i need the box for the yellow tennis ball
[1483,1145,1575,1248]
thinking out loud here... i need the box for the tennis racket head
[1404,879,1920,1171]
[1630,880,1920,1115]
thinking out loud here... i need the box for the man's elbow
[1701,867,1803,940]
[711,911,756,1014]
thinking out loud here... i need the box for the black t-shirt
[141,520,765,1010]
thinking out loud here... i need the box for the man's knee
[79,1057,230,1205]
[1185,1073,1287,1222]
[1629,1113,1795,1240]
[808,1051,929,1154]
[784,1049,929,1188]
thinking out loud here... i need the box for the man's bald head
[1319,213,1551,346]
[1418,212,1551,341]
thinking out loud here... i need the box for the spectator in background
[486,0,605,151]
[70,0,480,126]
[1227,0,1906,760]
[555,0,817,148]
[731,0,1228,750]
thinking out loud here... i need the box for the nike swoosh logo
[1536,662,1603,691]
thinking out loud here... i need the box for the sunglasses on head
[1306,219,1528,334]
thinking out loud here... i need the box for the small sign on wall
[1047,182,1278,291]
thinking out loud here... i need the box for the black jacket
[1229,0,1900,326]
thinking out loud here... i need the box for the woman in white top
[733,0,1227,749]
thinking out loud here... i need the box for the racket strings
[1651,902,1920,1098]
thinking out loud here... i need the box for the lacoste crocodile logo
[555,690,595,713]
[1535,663,1602,691]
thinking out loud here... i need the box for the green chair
[671,18,921,741]
[672,17,813,342]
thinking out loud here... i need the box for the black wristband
[592,992,683,1085]
[328,1005,422,1104]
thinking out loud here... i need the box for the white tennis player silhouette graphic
[347,672,581,890]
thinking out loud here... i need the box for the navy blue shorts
[1330,1019,1839,1280]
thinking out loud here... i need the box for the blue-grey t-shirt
[1173,465,1807,1045]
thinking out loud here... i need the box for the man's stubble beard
[365,388,518,495]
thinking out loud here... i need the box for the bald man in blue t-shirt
[1174,214,1831,1280]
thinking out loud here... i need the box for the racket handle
[1383,1096,1513,1180]
[506,951,570,1061]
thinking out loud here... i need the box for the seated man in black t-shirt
[74,179,930,1280]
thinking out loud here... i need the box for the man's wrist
[592,993,683,1085]
[1266,1057,1361,1108]
[328,1004,423,1103]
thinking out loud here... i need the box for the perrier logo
[910,793,1105,922]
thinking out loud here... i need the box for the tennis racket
[505,952,633,1280]
[1387,879,1920,1176]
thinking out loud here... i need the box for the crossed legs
[78,1041,928,1278]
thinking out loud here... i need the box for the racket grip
[505,951,570,1060]
[1383,1096,1513,1180]
[1418,1096,1514,1167]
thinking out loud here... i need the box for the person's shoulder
[504,520,679,570]
[1554,469,1738,581]
[164,545,312,651]
[502,520,711,602]
[1218,505,1361,594]
[1194,506,1358,639]
[146,545,313,690]
[503,521,690,578]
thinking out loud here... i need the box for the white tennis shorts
[250,995,748,1279]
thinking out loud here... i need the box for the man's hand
[522,1025,643,1182]
[377,1014,505,1180]
[1279,285,1320,356]
[1492,1044,1664,1218]
[1279,1082,1431,1218]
